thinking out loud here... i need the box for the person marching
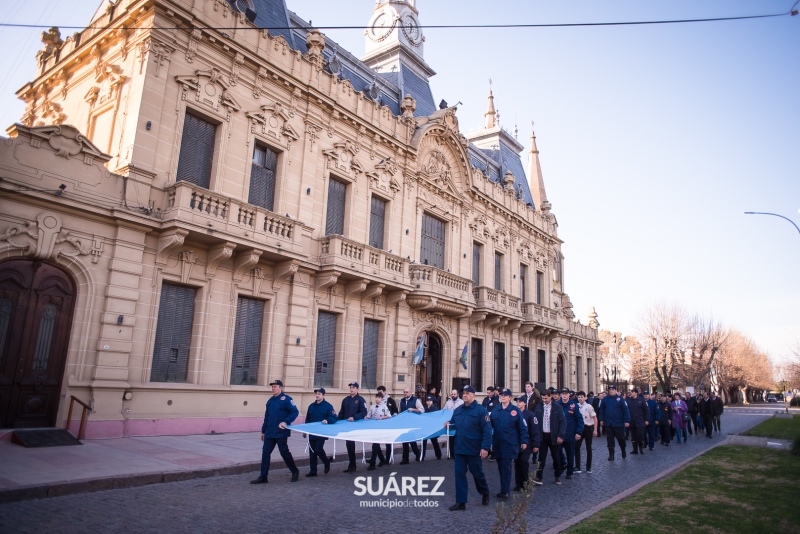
[399,387,425,463]
[365,391,391,471]
[575,391,598,474]
[659,393,673,445]
[443,389,464,456]
[377,385,398,462]
[532,389,567,486]
[446,385,492,511]
[490,389,529,498]
[514,395,540,491]
[672,392,689,444]
[557,388,584,479]
[251,379,300,484]
[598,384,631,461]
[304,387,338,477]
[422,395,443,460]
[644,391,661,451]
[339,382,367,473]
[625,388,648,455]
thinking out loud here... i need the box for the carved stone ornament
[322,141,363,177]
[138,39,175,77]
[304,29,326,70]
[230,52,244,85]
[253,66,267,99]
[411,311,452,333]
[246,100,299,150]
[40,101,66,126]
[14,123,110,161]
[1,212,92,261]
[186,28,202,63]
[175,69,241,121]
[90,64,127,106]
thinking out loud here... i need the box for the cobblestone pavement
[0,406,781,533]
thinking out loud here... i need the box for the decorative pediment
[87,63,127,106]
[1,212,95,261]
[175,68,241,121]
[418,147,465,201]
[247,101,298,149]
[322,141,363,176]
[12,123,110,161]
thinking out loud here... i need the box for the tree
[637,302,690,393]
[712,330,772,403]
[678,315,727,390]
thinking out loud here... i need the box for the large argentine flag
[291,409,454,444]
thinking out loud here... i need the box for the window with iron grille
[420,213,445,269]
[314,311,337,387]
[369,196,386,249]
[471,338,483,391]
[249,143,277,211]
[536,271,543,305]
[494,252,502,291]
[472,242,481,286]
[494,342,505,388]
[361,320,379,390]
[325,178,347,236]
[176,112,216,189]
[520,346,530,385]
[230,297,264,385]
[537,349,547,383]
[151,283,196,383]
[520,264,527,301]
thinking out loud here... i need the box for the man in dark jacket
[711,392,724,433]
[685,392,698,435]
[644,392,660,451]
[625,388,648,455]
[446,385,492,511]
[399,387,424,463]
[377,385,398,461]
[659,393,674,445]
[251,379,300,484]
[339,382,367,473]
[422,395,442,460]
[557,388,584,479]
[532,389,567,485]
[490,389,529,498]
[701,391,714,437]
[598,384,630,460]
[304,387,338,477]
[514,395,540,491]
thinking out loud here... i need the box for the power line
[0,4,797,32]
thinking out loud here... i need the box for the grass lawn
[741,414,800,441]
[564,446,800,533]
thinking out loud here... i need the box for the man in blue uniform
[533,389,567,485]
[339,381,367,473]
[598,384,631,460]
[513,395,540,491]
[557,387,584,480]
[422,395,442,460]
[625,388,648,455]
[644,391,660,451]
[304,387,338,477]
[251,379,300,484]
[446,385,492,511]
[490,389,529,498]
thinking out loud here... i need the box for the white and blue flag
[291,409,454,444]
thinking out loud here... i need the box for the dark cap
[608,384,617,390]
[348,382,360,388]
[314,387,326,395]
[560,388,570,394]
[269,380,284,387]
[515,396,527,403]
[632,387,640,393]
[500,388,513,397]
[463,385,477,394]
[426,395,435,402]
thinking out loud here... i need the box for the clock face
[401,14,422,44]
[368,11,396,42]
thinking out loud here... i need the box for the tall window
[325,178,347,236]
[494,342,506,388]
[369,196,386,249]
[576,356,582,391]
[471,338,483,391]
[361,320,379,390]
[314,311,337,387]
[554,252,563,286]
[472,242,481,286]
[537,349,546,385]
[249,144,277,210]
[494,252,502,291]
[151,283,196,383]
[420,213,445,269]
[520,346,530,385]
[230,297,263,385]
[519,264,527,301]
[536,271,543,305]
[176,112,216,189]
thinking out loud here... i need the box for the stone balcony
[566,319,600,341]
[318,234,411,291]
[520,302,562,339]
[162,182,310,258]
[406,265,473,317]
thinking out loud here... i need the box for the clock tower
[362,1,436,89]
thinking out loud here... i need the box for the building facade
[0,0,601,437]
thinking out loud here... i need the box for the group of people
[250,378,725,513]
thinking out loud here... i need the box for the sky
[1,1,798,364]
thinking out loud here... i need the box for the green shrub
[790,397,800,407]
[793,436,800,457]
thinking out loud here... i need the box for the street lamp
[744,211,800,238]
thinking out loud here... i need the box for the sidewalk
[0,430,400,504]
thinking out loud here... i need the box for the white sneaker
[573,469,582,473]
[586,469,592,474]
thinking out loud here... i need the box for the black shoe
[250,477,268,484]
[449,503,466,511]
[513,486,523,492]
[377,461,387,467]
[305,472,317,477]
[631,449,638,454]
[367,465,376,471]
[496,492,510,499]
[621,449,627,459]
[415,456,421,462]
[565,474,572,480]
[324,465,330,474]
[608,454,614,461]
[482,493,490,505]
[532,477,543,485]
[399,460,410,465]
[554,477,561,485]
[343,466,356,473]
[291,472,299,482]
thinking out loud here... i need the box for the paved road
[0,405,783,533]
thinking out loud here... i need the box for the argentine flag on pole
[459,342,469,370]
[411,333,426,365]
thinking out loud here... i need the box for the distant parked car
[767,394,777,403]
[776,393,784,401]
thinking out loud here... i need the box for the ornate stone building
[0,0,601,437]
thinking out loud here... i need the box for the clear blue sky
[2,1,798,364]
